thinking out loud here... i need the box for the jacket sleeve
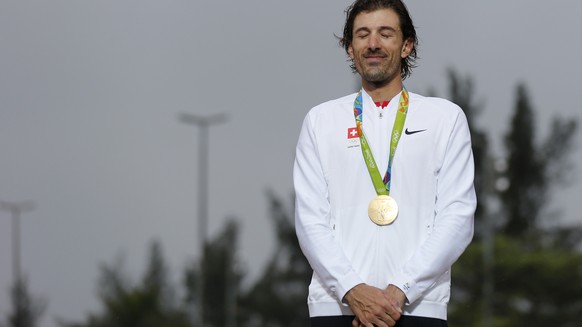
[391,109,476,304]
[293,112,364,302]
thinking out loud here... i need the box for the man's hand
[343,284,402,327]
[385,284,406,313]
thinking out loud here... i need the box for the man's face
[348,8,412,84]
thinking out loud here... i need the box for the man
[293,1,476,326]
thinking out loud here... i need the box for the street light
[0,200,35,285]
[178,112,227,325]
[481,157,508,327]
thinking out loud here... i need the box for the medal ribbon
[353,88,409,195]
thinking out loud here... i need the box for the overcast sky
[1,1,580,326]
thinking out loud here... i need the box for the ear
[348,44,354,60]
[401,39,413,58]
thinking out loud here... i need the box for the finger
[391,302,403,314]
[369,315,389,327]
[387,305,402,321]
[354,315,369,327]
[388,298,403,314]
[363,320,374,327]
[383,304,401,319]
[380,313,397,327]
[360,316,375,327]
[384,317,396,327]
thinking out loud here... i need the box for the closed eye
[380,26,398,38]
[356,32,369,39]
[354,27,370,39]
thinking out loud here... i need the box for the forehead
[353,8,401,31]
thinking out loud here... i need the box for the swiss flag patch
[347,127,359,139]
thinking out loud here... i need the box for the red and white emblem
[347,127,359,139]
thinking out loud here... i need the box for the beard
[355,51,400,85]
[360,66,393,83]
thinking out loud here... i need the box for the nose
[367,33,380,50]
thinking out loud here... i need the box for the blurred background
[1,1,580,326]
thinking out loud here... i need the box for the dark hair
[339,0,418,80]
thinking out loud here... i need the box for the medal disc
[368,195,398,225]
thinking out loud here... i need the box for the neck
[361,77,403,103]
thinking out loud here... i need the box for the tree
[450,234,582,327]
[60,240,191,327]
[4,277,46,327]
[237,191,312,327]
[183,219,244,327]
[501,84,545,235]
[501,83,577,236]
[444,73,582,326]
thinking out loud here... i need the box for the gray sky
[1,1,580,326]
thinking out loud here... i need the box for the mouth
[363,55,386,64]
[363,51,386,59]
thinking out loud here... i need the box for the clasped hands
[344,284,406,327]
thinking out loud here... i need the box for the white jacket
[293,89,476,320]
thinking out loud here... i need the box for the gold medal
[368,195,398,225]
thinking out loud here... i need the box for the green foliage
[501,84,578,236]
[183,219,243,327]
[237,190,311,327]
[444,71,581,326]
[60,240,191,327]
[450,235,582,327]
[502,84,545,235]
[4,277,46,327]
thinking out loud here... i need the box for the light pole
[178,112,227,325]
[0,200,35,285]
[481,157,508,327]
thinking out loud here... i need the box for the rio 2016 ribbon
[353,88,409,225]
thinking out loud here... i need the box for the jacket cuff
[390,274,420,304]
[337,271,365,303]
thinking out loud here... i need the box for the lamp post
[0,200,35,285]
[481,157,508,327]
[178,112,227,325]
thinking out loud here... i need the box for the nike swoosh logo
[405,128,426,135]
